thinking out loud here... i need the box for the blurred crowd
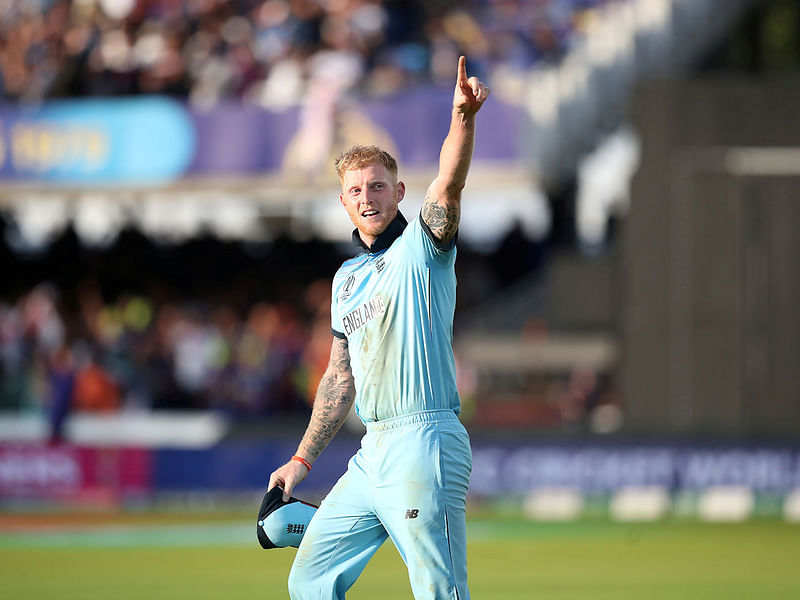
[0,0,600,105]
[0,215,552,431]
[0,278,616,435]
[0,279,336,438]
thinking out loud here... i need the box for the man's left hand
[453,56,489,115]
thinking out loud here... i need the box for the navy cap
[257,487,318,549]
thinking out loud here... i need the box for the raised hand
[453,55,489,115]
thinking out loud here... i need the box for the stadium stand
[0,0,790,435]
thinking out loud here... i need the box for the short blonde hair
[334,145,398,182]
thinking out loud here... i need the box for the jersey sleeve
[405,212,457,268]
[330,276,346,339]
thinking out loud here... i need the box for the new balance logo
[286,523,306,535]
[404,509,419,519]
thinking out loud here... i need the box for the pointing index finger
[457,55,467,84]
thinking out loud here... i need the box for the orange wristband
[291,455,312,471]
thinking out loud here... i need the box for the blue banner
[470,443,800,496]
[154,438,361,493]
[151,437,800,496]
[187,90,526,175]
[0,92,527,184]
[0,97,195,184]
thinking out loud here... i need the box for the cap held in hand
[256,486,318,549]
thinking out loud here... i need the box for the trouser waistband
[364,409,459,433]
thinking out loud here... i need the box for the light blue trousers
[288,409,472,600]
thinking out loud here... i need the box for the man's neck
[352,212,408,254]
[358,231,377,248]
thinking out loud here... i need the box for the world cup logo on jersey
[339,274,356,301]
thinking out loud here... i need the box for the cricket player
[268,55,489,600]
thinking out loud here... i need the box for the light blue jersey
[330,212,460,423]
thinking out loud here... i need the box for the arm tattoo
[301,337,355,459]
[422,191,460,243]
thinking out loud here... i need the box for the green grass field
[1,513,798,599]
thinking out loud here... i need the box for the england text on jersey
[342,294,386,336]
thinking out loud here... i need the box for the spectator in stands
[45,343,74,443]
[71,347,120,412]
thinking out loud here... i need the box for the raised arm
[421,56,489,244]
[268,336,356,500]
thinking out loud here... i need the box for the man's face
[339,162,405,247]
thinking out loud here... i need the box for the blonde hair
[334,145,398,182]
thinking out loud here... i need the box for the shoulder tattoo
[422,192,460,242]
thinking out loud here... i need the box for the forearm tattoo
[302,337,355,459]
[422,191,460,243]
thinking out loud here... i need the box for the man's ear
[396,181,405,203]
[339,193,346,207]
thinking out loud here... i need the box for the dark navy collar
[352,211,408,254]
